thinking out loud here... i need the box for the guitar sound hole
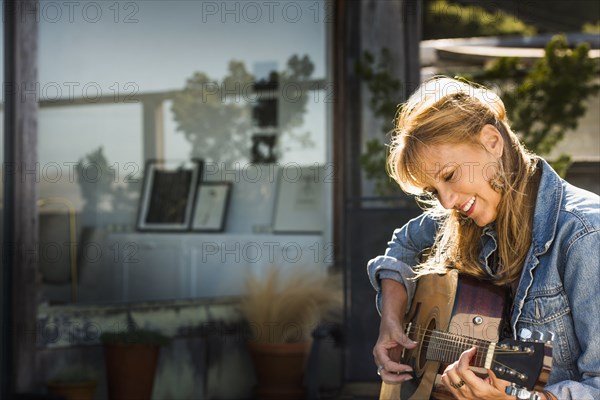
[419,319,436,370]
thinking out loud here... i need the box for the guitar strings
[406,326,492,366]
[406,325,492,349]
[410,328,533,358]
[406,326,533,354]
[406,325,521,350]
[401,325,533,377]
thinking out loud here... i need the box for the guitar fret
[460,336,466,362]
[426,330,493,367]
[455,335,461,362]
[483,342,488,366]
[454,334,460,362]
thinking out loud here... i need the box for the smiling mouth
[460,196,476,216]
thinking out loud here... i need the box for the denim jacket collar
[530,158,563,257]
[480,224,498,276]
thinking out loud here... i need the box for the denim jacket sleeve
[544,229,600,400]
[366,213,438,315]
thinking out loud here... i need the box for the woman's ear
[479,124,504,158]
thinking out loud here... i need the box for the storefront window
[37,0,331,304]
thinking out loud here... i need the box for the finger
[379,319,417,348]
[443,360,459,374]
[373,344,400,373]
[383,362,414,376]
[441,371,466,394]
[373,344,391,366]
[443,367,463,388]
[457,346,477,370]
[486,368,512,391]
[378,332,417,350]
[373,345,411,380]
[450,347,496,399]
[373,338,417,373]
[380,369,414,385]
[441,362,462,388]
[373,336,409,358]
[373,348,414,376]
[456,347,482,386]
[397,332,418,349]
[486,368,498,384]
[377,344,415,374]
[487,368,507,383]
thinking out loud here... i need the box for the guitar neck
[425,330,495,368]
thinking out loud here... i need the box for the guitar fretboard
[425,330,492,367]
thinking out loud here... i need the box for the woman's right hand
[373,279,417,384]
[373,314,417,384]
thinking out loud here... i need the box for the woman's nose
[437,187,457,210]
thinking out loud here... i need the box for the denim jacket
[367,159,600,399]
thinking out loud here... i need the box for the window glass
[37,0,330,304]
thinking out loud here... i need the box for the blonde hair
[388,76,538,284]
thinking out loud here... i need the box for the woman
[367,76,600,400]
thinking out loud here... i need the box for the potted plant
[240,265,342,400]
[100,316,170,400]
[46,366,97,400]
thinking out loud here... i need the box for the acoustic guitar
[379,270,553,400]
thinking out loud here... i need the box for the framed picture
[137,159,203,231]
[272,166,323,234]
[190,181,232,232]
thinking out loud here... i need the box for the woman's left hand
[441,346,514,400]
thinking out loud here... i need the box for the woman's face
[418,125,504,227]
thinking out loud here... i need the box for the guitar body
[380,271,507,400]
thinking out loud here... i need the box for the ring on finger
[450,380,465,389]
[377,366,383,376]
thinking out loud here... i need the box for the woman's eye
[443,171,455,182]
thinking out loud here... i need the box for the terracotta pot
[103,343,160,400]
[47,381,96,400]
[247,341,311,400]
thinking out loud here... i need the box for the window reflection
[170,54,322,164]
[37,0,330,305]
